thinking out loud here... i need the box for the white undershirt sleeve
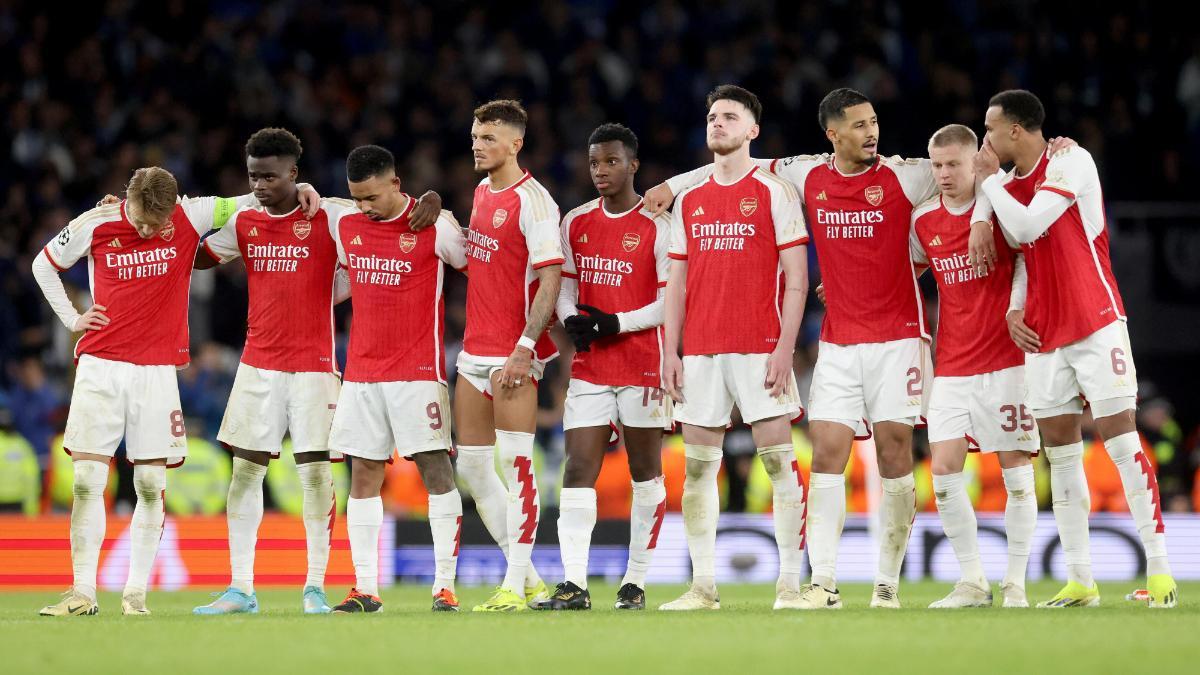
[1009,253,1028,312]
[981,175,1072,244]
[32,253,83,330]
[616,288,665,333]
[556,277,579,322]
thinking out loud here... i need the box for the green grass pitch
[1,581,1194,674]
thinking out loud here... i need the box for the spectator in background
[6,352,64,467]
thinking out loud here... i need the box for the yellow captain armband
[212,197,239,230]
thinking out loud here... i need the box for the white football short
[455,350,547,398]
[329,380,453,461]
[927,366,1040,453]
[807,338,931,430]
[217,363,341,456]
[63,354,187,466]
[1025,319,1138,418]
[562,378,673,431]
[673,353,802,428]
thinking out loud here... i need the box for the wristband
[516,336,537,352]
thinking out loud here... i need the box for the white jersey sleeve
[768,154,828,197]
[908,219,929,266]
[1039,147,1104,238]
[668,186,696,260]
[762,173,808,248]
[43,204,117,269]
[201,209,244,263]
[555,208,581,321]
[665,165,715,196]
[517,184,564,268]
[433,211,468,270]
[889,157,938,205]
[650,209,672,284]
[179,193,257,236]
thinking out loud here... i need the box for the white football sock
[762,446,806,591]
[877,473,916,587]
[458,443,543,591]
[124,464,167,595]
[1103,432,1171,576]
[1001,464,1036,589]
[297,461,334,590]
[558,487,597,589]
[807,472,846,589]
[226,457,266,594]
[428,489,462,595]
[623,476,666,589]
[1046,442,1093,587]
[682,445,722,593]
[932,472,985,588]
[347,496,382,596]
[70,460,109,602]
[497,430,539,595]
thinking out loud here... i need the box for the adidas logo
[248,226,259,237]
[691,206,705,216]
[350,235,362,245]
[1017,432,1032,442]
[928,235,942,247]
[576,234,588,244]
[107,238,121,248]
[816,190,827,201]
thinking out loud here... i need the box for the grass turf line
[1,580,1194,674]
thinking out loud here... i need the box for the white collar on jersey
[599,197,644,219]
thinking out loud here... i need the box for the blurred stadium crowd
[2,1,1199,516]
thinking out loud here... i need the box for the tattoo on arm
[523,265,562,341]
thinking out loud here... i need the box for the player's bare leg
[490,372,542,603]
[40,453,109,616]
[750,415,807,610]
[619,425,667,609]
[412,450,463,611]
[294,450,334,613]
[997,450,1036,608]
[1094,405,1175,608]
[929,438,991,608]
[121,457,168,615]
[335,457,386,613]
[539,424,608,610]
[660,424,723,611]
[195,448,268,615]
[869,420,916,608]
[799,420,855,608]
[1035,412,1099,606]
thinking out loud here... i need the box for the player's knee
[132,466,165,502]
[626,455,660,483]
[561,459,599,488]
[683,457,719,483]
[759,450,788,479]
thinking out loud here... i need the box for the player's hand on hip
[967,220,997,274]
[663,353,685,404]
[644,182,675,217]
[764,347,794,398]
[1006,309,1041,353]
[499,346,534,389]
[73,304,110,332]
[298,184,322,218]
[408,191,443,231]
[814,283,826,305]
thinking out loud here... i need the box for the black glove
[564,314,598,352]
[576,304,620,338]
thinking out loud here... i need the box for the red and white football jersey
[42,196,248,367]
[463,171,564,361]
[996,148,1124,352]
[910,196,1024,377]
[334,197,467,383]
[562,198,670,387]
[203,200,352,373]
[668,166,808,356]
[769,154,936,345]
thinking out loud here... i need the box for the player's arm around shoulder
[195,207,250,270]
[433,210,468,272]
[768,152,830,195]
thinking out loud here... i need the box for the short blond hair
[126,167,178,220]
[928,124,978,152]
